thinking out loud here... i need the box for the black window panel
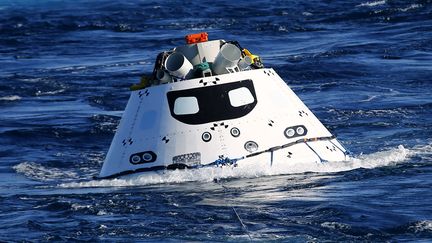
[167,79,257,125]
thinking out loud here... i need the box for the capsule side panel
[99,91,144,177]
[306,139,348,161]
[218,69,335,162]
[270,69,332,137]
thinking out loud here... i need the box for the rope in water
[216,180,253,241]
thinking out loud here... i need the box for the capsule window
[173,96,199,115]
[228,87,255,107]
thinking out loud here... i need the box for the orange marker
[185,32,208,44]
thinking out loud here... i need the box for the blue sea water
[1,0,432,241]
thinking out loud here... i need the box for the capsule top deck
[131,33,264,91]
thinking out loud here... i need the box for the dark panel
[167,79,257,125]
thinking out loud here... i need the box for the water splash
[59,144,415,188]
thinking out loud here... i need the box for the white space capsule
[99,33,349,179]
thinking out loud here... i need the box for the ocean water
[1,0,432,241]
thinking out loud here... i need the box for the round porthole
[244,141,258,153]
[131,155,141,164]
[142,152,153,162]
[230,127,240,137]
[296,126,305,135]
[284,128,295,138]
[202,132,212,142]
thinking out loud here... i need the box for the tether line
[216,180,253,241]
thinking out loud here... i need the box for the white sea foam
[398,4,422,12]
[35,89,65,96]
[59,144,415,188]
[71,203,91,211]
[20,77,43,83]
[278,26,287,32]
[321,221,351,230]
[13,162,78,181]
[357,0,386,7]
[97,210,109,216]
[409,220,432,233]
[0,95,22,101]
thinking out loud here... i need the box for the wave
[59,144,417,188]
[327,107,416,120]
[0,95,22,101]
[359,95,379,102]
[398,4,422,13]
[408,220,432,233]
[357,1,386,7]
[35,89,65,96]
[13,162,78,181]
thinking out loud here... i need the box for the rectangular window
[228,87,255,107]
[173,96,199,115]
